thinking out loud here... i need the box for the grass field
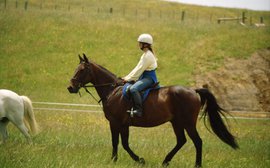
[0,110,269,168]
[0,0,270,167]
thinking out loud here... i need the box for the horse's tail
[21,96,39,135]
[195,88,239,149]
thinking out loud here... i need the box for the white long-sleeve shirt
[124,50,157,81]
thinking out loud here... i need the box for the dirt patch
[195,48,270,113]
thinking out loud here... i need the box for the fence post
[24,1,28,11]
[242,12,246,23]
[260,17,264,23]
[181,11,185,22]
[16,0,18,8]
[110,7,113,14]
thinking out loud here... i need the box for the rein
[82,81,123,104]
[71,77,118,104]
[82,86,103,104]
[84,82,116,88]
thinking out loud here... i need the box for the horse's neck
[92,63,117,100]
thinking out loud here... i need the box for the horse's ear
[83,53,89,63]
[78,54,84,63]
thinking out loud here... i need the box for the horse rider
[123,33,158,117]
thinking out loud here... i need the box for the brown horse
[67,54,238,167]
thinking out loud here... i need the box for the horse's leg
[0,120,9,144]
[162,121,186,166]
[13,120,32,144]
[120,126,145,164]
[110,122,120,162]
[186,127,202,168]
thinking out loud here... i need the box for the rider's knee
[129,85,139,94]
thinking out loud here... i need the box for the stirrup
[127,108,135,117]
[127,108,143,117]
[133,109,143,117]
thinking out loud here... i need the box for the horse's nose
[67,86,76,93]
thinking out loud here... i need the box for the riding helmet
[137,34,153,45]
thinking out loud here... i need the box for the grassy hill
[0,0,269,103]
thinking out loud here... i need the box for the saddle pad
[122,83,160,102]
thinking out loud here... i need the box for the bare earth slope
[195,48,270,114]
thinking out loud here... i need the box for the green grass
[0,110,269,168]
[0,1,269,167]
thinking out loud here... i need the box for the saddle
[122,82,160,101]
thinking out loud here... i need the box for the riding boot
[131,91,143,117]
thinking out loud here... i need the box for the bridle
[71,77,123,104]
[70,61,125,104]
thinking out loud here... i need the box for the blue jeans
[129,77,154,94]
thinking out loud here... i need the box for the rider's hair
[141,43,154,54]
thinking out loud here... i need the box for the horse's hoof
[138,158,145,165]
[111,156,118,162]
[194,164,202,168]
[162,161,169,167]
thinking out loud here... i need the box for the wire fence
[33,101,103,113]
[1,0,269,25]
[32,101,270,119]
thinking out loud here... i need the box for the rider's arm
[123,52,155,81]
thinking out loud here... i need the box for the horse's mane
[92,62,118,80]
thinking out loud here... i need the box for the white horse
[0,89,38,144]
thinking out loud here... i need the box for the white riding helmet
[137,34,153,45]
